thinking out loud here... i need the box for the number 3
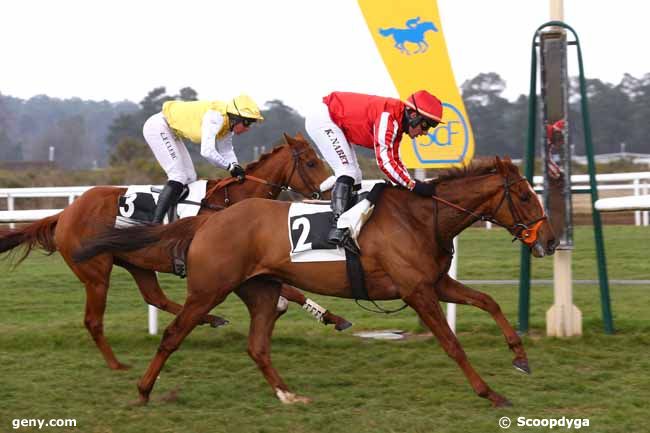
[120,194,137,218]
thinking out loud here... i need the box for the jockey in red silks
[305,90,444,246]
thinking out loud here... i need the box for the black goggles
[241,118,257,127]
[421,118,440,130]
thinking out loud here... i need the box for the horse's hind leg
[121,263,228,328]
[404,282,511,407]
[279,284,352,331]
[137,288,230,404]
[237,280,310,404]
[61,254,129,370]
[435,274,530,374]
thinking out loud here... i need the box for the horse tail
[378,27,394,37]
[72,215,208,263]
[0,213,60,265]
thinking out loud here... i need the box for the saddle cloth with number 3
[115,180,208,227]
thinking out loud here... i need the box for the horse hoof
[494,398,513,408]
[335,320,353,331]
[513,359,531,374]
[131,395,149,407]
[210,316,229,328]
[275,389,312,404]
[110,362,131,371]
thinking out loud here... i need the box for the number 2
[292,217,312,252]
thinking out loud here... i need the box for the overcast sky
[1,0,648,113]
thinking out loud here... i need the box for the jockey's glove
[228,163,246,183]
[412,180,436,197]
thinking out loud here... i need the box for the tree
[0,94,22,160]
[462,73,514,156]
[109,137,153,166]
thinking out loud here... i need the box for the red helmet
[404,90,445,124]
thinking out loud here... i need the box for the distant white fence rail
[531,172,649,226]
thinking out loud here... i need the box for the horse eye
[307,160,316,168]
[520,192,530,202]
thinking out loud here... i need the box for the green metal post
[569,25,615,334]
[518,33,540,334]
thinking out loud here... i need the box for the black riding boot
[152,180,184,224]
[328,175,354,245]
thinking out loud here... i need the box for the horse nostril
[548,239,558,251]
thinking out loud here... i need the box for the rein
[200,146,322,210]
[431,175,547,247]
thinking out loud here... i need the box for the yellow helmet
[226,94,264,121]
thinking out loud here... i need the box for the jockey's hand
[228,163,246,183]
[412,180,435,197]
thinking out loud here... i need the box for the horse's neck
[432,175,502,240]
[247,148,290,189]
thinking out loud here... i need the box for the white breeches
[142,112,197,185]
[304,102,362,185]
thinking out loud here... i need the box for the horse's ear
[294,132,305,141]
[282,133,293,144]
[495,156,507,176]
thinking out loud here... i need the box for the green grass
[0,226,648,433]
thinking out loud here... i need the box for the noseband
[430,175,547,247]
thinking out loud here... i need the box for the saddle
[288,182,387,299]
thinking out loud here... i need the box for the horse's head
[488,157,557,257]
[420,21,438,33]
[273,133,333,200]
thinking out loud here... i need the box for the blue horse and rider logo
[378,17,438,55]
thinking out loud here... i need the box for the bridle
[283,147,323,200]
[200,146,322,210]
[430,174,547,247]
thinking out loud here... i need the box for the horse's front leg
[435,274,530,374]
[136,288,230,404]
[403,281,512,407]
[279,284,352,331]
[236,280,310,404]
[122,263,228,328]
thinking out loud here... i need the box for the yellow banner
[357,0,474,168]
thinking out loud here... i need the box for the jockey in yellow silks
[142,94,264,223]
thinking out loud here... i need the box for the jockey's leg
[143,112,195,223]
[304,102,360,246]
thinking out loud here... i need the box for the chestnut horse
[0,133,350,370]
[75,157,556,407]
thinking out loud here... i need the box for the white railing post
[68,194,75,205]
[643,182,649,226]
[447,236,459,334]
[148,305,158,335]
[8,194,15,229]
[633,179,641,226]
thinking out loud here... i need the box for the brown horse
[0,133,351,371]
[75,156,557,407]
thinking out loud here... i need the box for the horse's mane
[244,142,288,171]
[433,157,516,182]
